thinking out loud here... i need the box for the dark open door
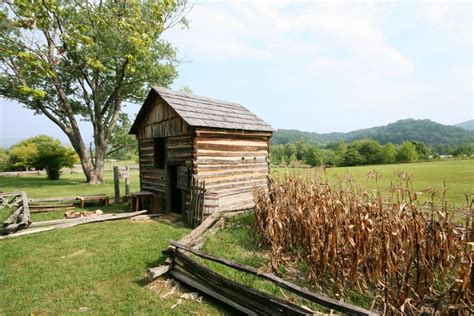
[168,165,183,214]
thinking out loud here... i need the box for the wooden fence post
[113,166,120,204]
[124,166,130,197]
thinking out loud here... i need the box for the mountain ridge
[454,119,474,131]
[272,119,474,147]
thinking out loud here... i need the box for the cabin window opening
[154,138,165,169]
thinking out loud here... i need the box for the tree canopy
[0,0,189,183]
[6,135,78,179]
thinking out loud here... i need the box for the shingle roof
[130,87,274,134]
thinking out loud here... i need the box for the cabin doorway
[167,165,184,214]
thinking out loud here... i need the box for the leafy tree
[270,144,285,165]
[334,141,348,166]
[288,153,298,165]
[411,141,431,160]
[35,139,78,179]
[7,142,37,171]
[107,113,138,160]
[6,135,78,178]
[382,143,397,164]
[397,141,419,163]
[341,146,365,166]
[285,143,297,158]
[304,146,323,167]
[0,0,188,183]
[321,149,336,166]
[0,148,7,171]
[179,86,193,94]
[452,144,474,157]
[351,139,384,165]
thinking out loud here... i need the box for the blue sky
[0,0,472,147]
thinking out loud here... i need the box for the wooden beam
[169,269,258,315]
[170,241,378,316]
[0,211,147,240]
[170,250,312,315]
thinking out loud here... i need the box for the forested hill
[272,119,474,147]
[455,119,474,131]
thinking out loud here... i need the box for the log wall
[193,129,271,212]
[136,98,191,139]
[135,96,272,215]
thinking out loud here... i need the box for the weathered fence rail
[1,192,31,235]
[168,241,378,316]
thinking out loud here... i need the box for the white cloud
[420,1,472,48]
[167,1,413,75]
[164,0,471,130]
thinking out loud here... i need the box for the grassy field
[0,211,236,314]
[273,159,474,206]
[0,159,472,314]
[0,168,140,199]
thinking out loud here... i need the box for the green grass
[0,169,140,199]
[0,159,472,314]
[273,159,474,206]
[200,213,333,313]
[0,218,229,315]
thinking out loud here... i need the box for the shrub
[6,135,78,179]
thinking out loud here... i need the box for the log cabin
[129,87,273,219]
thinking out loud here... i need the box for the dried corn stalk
[254,170,473,314]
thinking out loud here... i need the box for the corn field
[254,170,473,314]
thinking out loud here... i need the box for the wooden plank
[19,192,30,227]
[1,211,148,240]
[169,269,258,315]
[170,241,378,316]
[170,250,312,315]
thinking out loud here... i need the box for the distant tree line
[272,119,474,151]
[271,139,474,167]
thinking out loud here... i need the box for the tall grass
[254,170,473,314]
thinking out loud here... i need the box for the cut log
[170,241,378,316]
[147,264,173,280]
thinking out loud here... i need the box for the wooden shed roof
[130,87,274,134]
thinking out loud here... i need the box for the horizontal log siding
[167,136,193,162]
[139,139,166,194]
[194,129,271,212]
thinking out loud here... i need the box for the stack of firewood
[1,192,31,235]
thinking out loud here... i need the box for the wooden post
[113,166,120,204]
[124,166,130,197]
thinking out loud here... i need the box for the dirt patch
[65,249,95,258]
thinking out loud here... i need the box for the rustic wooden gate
[187,177,206,227]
